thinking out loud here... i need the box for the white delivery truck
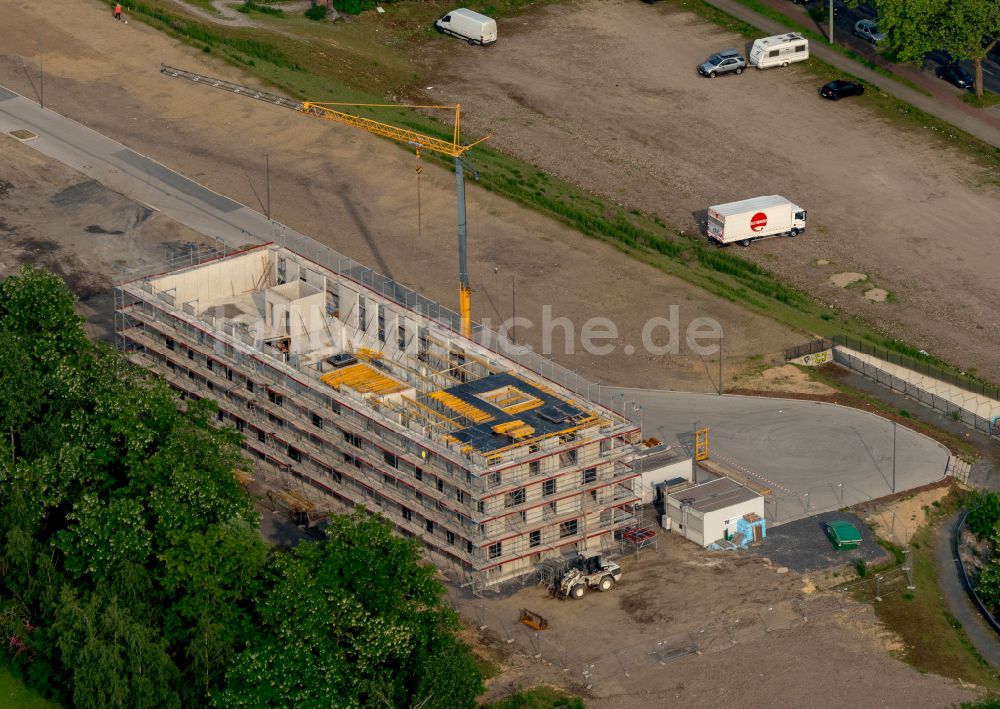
[749,33,809,69]
[706,195,807,247]
[435,8,498,46]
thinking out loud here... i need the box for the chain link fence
[448,583,887,693]
[787,337,1000,402]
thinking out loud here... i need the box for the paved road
[935,511,1000,671]
[700,0,1000,146]
[0,85,269,255]
[607,389,950,522]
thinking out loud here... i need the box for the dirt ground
[0,1,990,704]
[0,0,803,393]
[867,485,952,548]
[423,0,1000,384]
[456,535,978,708]
[0,136,213,340]
[730,362,836,395]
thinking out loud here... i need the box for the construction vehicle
[160,65,488,338]
[554,552,622,599]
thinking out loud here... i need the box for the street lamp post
[829,0,834,44]
[892,421,897,493]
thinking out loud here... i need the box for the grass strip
[114,0,999,383]
[863,491,1000,691]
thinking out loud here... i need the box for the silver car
[698,49,747,77]
[854,19,886,44]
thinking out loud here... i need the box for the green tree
[159,518,268,700]
[862,0,999,96]
[52,588,182,709]
[215,511,483,708]
[966,491,1000,540]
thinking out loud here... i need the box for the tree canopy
[861,0,999,95]
[0,265,483,707]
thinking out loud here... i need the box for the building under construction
[115,242,641,587]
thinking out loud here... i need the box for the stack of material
[735,512,766,548]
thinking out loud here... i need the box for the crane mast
[161,64,487,338]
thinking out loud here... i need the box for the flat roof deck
[669,477,760,514]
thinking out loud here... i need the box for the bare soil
[451,535,978,708]
[0,136,212,340]
[424,0,1000,383]
[0,0,802,393]
[867,486,951,548]
[730,362,837,395]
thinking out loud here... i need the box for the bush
[966,491,1000,541]
[854,558,868,578]
[330,0,401,15]
[239,0,284,15]
[304,4,327,19]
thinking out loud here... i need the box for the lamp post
[892,420,897,493]
[829,0,834,44]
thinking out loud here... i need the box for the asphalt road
[607,388,950,521]
[0,86,268,254]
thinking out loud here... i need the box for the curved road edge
[934,510,1000,670]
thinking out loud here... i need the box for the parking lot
[612,389,951,523]
[748,510,888,573]
[427,0,1000,384]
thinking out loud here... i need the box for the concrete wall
[703,497,765,546]
[639,458,692,505]
[151,248,270,307]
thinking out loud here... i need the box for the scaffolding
[620,522,658,559]
[115,243,643,585]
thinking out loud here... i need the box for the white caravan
[435,8,498,46]
[706,195,807,247]
[749,33,809,69]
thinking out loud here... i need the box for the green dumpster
[825,521,862,550]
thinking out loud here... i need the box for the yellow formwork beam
[429,391,493,423]
[320,363,406,395]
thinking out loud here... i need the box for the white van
[749,33,809,69]
[435,8,498,46]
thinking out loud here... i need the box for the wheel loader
[554,552,621,600]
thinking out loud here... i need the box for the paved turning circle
[607,389,950,524]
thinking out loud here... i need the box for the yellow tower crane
[301,101,488,338]
[159,63,488,339]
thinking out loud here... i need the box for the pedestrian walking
[115,3,122,20]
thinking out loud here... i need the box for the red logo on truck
[750,212,767,232]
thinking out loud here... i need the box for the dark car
[820,80,865,100]
[936,63,974,90]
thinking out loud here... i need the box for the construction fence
[762,480,880,527]
[448,564,913,693]
[124,226,635,426]
[833,347,999,439]
[787,336,1000,402]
